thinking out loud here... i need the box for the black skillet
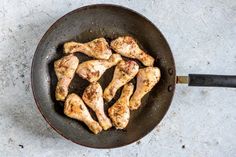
[31,4,236,148]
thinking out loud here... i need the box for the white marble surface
[0,0,236,156]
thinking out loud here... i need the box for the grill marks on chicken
[54,54,79,101]
[103,60,139,102]
[111,36,154,66]
[64,93,102,134]
[129,67,161,110]
[82,82,112,130]
[64,38,112,59]
[76,54,122,82]
[108,83,134,129]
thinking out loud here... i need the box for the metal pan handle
[176,74,236,88]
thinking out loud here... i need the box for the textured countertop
[0,0,236,156]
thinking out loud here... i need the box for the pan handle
[176,74,236,88]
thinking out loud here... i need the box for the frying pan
[31,4,236,148]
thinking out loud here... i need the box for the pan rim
[31,3,176,149]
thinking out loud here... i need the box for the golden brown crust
[129,67,161,110]
[82,82,112,130]
[76,54,122,82]
[111,36,154,66]
[54,55,79,101]
[64,38,112,59]
[108,83,134,129]
[64,93,102,134]
[103,60,139,102]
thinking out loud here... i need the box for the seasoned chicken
[108,83,134,129]
[129,67,161,110]
[64,93,102,134]
[111,36,154,66]
[64,38,112,59]
[54,55,79,101]
[76,54,122,82]
[82,82,112,130]
[103,60,139,102]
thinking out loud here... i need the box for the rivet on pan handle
[176,75,236,88]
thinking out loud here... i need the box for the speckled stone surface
[0,0,236,156]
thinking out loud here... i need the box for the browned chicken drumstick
[82,82,112,130]
[76,54,122,82]
[111,36,155,66]
[129,67,161,110]
[103,60,139,102]
[64,93,102,134]
[64,38,112,59]
[54,54,79,101]
[108,83,134,129]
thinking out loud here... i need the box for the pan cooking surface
[31,4,176,148]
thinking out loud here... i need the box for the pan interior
[32,4,176,148]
